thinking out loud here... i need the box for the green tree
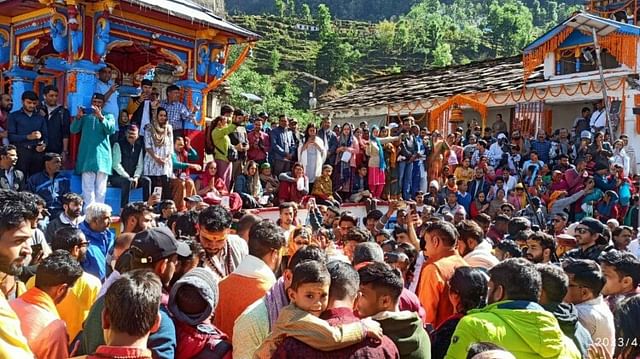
[286,0,296,17]
[317,4,333,40]
[274,0,286,18]
[315,33,361,86]
[376,20,396,53]
[485,0,534,57]
[269,48,282,72]
[301,3,312,22]
[432,42,452,67]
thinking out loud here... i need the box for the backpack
[204,121,215,155]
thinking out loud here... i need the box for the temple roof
[126,0,259,40]
[316,56,544,113]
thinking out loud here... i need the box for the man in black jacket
[0,144,25,191]
[40,85,70,163]
[110,124,151,205]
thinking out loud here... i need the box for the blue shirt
[530,140,552,164]
[94,79,120,128]
[79,220,114,281]
[8,108,48,146]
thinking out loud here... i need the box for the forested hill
[223,0,584,126]
[227,0,584,22]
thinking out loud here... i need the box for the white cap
[580,130,592,140]
[497,133,507,140]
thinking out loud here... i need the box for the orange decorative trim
[204,43,253,93]
[523,27,573,80]
[599,33,638,72]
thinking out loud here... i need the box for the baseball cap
[130,227,191,264]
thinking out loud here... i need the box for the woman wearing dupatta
[195,160,242,211]
[235,160,264,209]
[143,106,173,198]
[366,125,397,199]
[334,123,358,198]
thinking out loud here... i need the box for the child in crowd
[350,165,373,203]
[254,260,383,358]
[312,165,341,207]
[168,268,232,359]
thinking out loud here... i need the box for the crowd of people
[2,80,640,358]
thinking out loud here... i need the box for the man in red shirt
[247,116,270,163]
[272,261,399,358]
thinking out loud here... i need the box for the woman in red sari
[195,161,242,211]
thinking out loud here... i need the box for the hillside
[224,0,582,126]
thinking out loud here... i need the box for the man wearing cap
[127,79,155,136]
[110,124,151,205]
[563,218,611,261]
[77,227,189,359]
[247,116,270,164]
[71,93,116,206]
[161,85,196,138]
[197,205,248,280]
[94,66,120,131]
[184,194,204,211]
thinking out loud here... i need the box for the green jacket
[71,113,116,174]
[445,300,581,359]
[373,311,431,359]
[212,123,236,162]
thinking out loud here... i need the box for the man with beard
[468,167,490,200]
[456,220,498,270]
[564,218,611,261]
[197,205,248,280]
[110,124,152,205]
[0,144,25,191]
[611,226,633,251]
[215,220,285,338]
[526,232,557,264]
[25,227,101,342]
[10,250,82,358]
[8,91,47,177]
[0,190,36,357]
[120,201,154,234]
[445,258,581,358]
[536,264,592,357]
[45,192,83,242]
[27,152,71,218]
[77,227,190,359]
[0,93,12,145]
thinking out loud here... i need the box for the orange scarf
[20,287,59,317]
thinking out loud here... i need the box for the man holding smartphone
[8,91,48,178]
[94,66,120,130]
